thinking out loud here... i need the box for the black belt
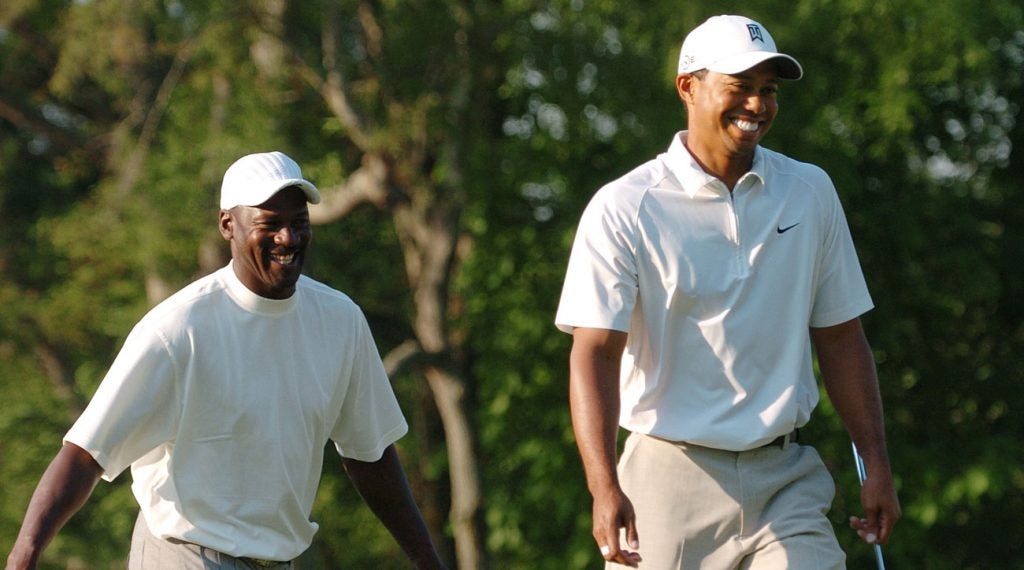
[760,429,800,449]
[239,557,289,568]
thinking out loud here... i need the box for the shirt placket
[729,177,761,277]
[724,184,745,276]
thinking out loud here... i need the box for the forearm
[7,443,103,569]
[812,319,890,469]
[568,328,627,497]
[342,445,444,569]
[814,318,902,542]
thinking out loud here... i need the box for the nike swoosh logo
[777,223,800,234]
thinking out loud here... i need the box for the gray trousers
[129,513,293,569]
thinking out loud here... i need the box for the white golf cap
[678,15,803,80]
[220,151,321,210]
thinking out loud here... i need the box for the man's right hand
[591,486,642,567]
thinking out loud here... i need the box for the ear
[676,74,695,105]
[218,209,233,241]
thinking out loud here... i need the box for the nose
[274,225,299,246]
[746,95,767,114]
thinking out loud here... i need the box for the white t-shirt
[556,132,873,451]
[65,263,408,561]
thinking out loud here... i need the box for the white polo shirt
[65,264,408,561]
[555,132,872,451]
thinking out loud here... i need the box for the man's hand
[591,486,642,567]
[849,462,901,545]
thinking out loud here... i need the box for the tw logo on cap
[747,24,764,43]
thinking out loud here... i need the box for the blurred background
[1,0,1021,568]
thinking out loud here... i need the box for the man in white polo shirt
[7,152,445,569]
[556,15,900,568]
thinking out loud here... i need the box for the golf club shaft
[851,442,886,570]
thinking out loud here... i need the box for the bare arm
[811,318,901,545]
[341,444,446,569]
[6,443,104,570]
[568,327,641,567]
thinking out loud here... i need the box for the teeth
[733,119,759,132]
[271,252,295,264]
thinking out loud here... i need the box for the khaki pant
[129,513,293,569]
[610,432,845,570]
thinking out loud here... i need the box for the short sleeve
[809,182,873,327]
[555,186,640,334]
[64,322,180,481]
[331,310,408,462]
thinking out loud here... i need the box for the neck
[683,137,755,191]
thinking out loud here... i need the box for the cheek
[243,236,271,258]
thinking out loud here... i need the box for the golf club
[851,442,886,570]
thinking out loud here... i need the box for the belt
[760,429,800,450]
[240,558,288,568]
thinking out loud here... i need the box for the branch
[357,0,383,60]
[281,8,372,150]
[309,152,389,224]
[33,342,86,418]
[382,338,422,377]
[0,97,81,151]
[114,39,195,199]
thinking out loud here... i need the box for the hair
[678,69,707,112]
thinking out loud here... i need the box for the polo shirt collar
[662,131,767,197]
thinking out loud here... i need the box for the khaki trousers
[128,513,293,569]
[610,432,845,570]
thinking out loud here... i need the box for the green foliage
[1,0,1022,568]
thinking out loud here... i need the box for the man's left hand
[849,467,901,545]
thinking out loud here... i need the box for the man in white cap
[556,15,900,568]
[6,152,446,569]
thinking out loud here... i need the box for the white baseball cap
[220,151,321,210]
[678,15,803,80]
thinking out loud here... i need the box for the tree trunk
[392,193,484,568]
[425,365,482,570]
[275,2,489,565]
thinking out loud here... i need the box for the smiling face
[219,186,312,299]
[678,60,781,175]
